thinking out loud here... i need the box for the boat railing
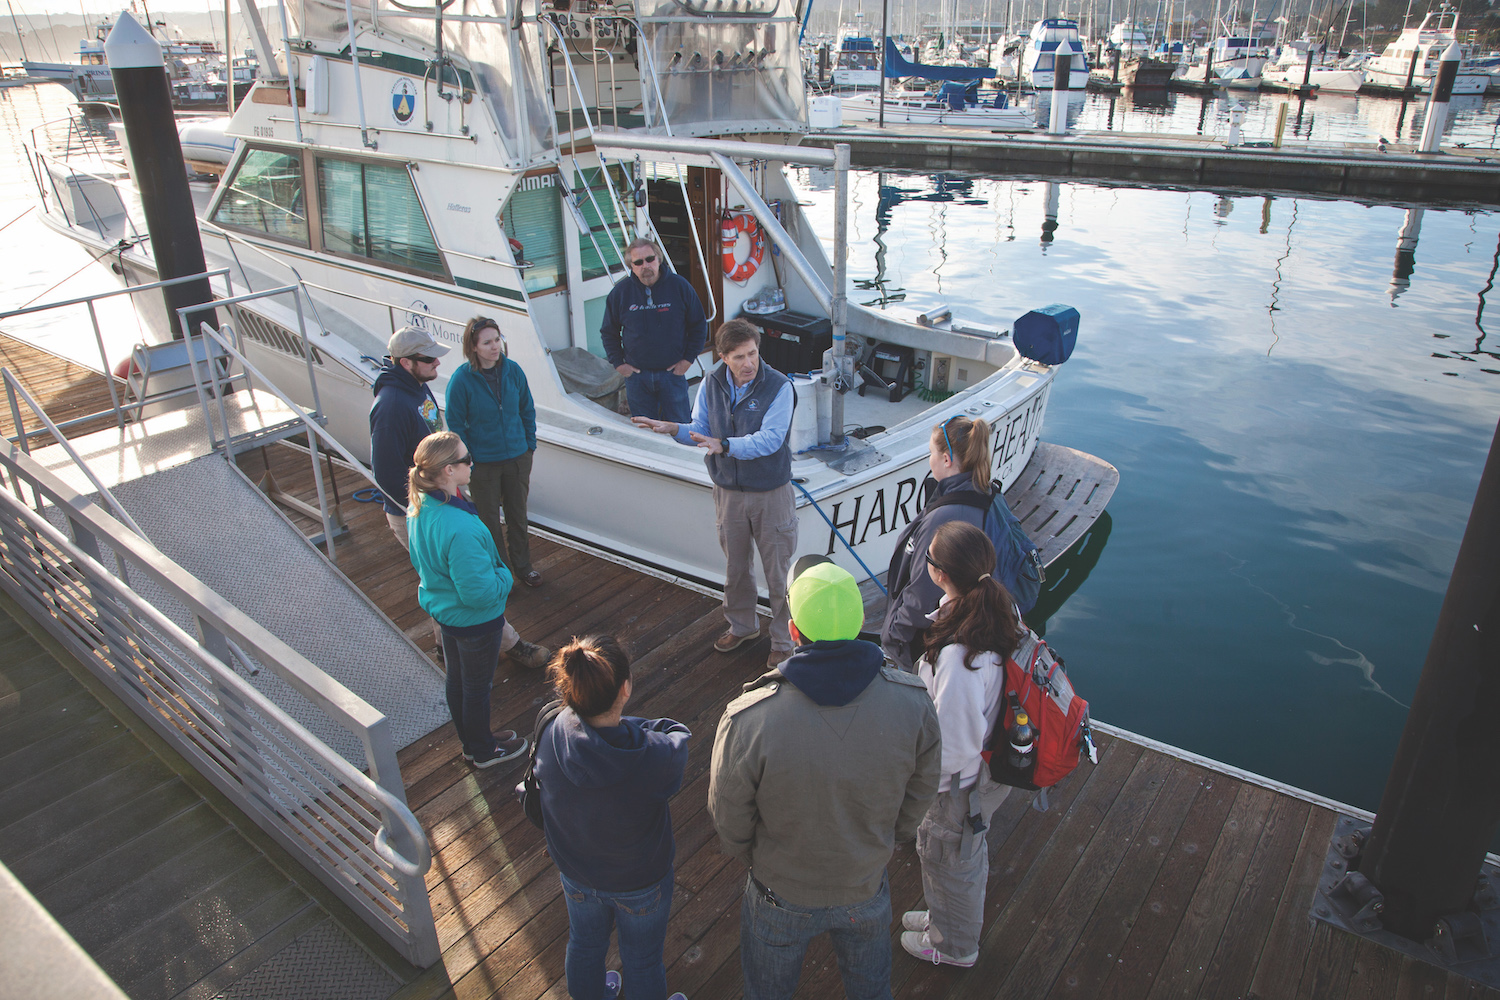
[0,437,439,968]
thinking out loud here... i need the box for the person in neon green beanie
[709,554,941,1000]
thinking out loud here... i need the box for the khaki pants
[713,483,798,653]
[387,510,521,650]
[469,452,534,574]
[916,773,1011,960]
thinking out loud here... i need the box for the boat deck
[1,336,1494,999]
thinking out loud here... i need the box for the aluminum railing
[0,443,439,967]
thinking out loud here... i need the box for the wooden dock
[3,336,1496,999]
[804,124,1500,207]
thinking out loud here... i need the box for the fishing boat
[1022,17,1091,90]
[28,0,1073,593]
[23,15,231,108]
[831,18,882,88]
[1361,5,1488,94]
[1174,30,1274,89]
[841,37,1034,130]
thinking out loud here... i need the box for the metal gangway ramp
[0,278,448,986]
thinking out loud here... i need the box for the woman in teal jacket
[445,317,542,588]
[407,431,527,768]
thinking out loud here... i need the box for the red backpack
[983,630,1096,809]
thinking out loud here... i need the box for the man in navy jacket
[370,324,447,547]
[601,237,707,422]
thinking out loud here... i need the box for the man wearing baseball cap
[371,326,549,670]
[709,556,940,1000]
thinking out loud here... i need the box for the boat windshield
[638,0,807,135]
[290,0,554,162]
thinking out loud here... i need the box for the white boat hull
[1262,66,1364,93]
[840,95,1034,130]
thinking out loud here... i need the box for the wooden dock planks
[231,437,1500,1000]
[0,332,124,447]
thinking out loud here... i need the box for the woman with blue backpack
[881,415,1043,672]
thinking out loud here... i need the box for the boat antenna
[6,0,30,63]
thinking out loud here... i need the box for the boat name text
[822,392,1048,554]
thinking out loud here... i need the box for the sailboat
[841,38,1034,129]
[28,0,1077,591]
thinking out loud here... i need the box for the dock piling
[1419,42,1461,154]
[1360,414,1500,942]
[1049,40,1075,135]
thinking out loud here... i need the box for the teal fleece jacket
[444,358,537,463]
[407,492,514,628]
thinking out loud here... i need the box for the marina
[2,0,1500,993]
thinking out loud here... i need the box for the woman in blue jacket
[407,431,527,768]
[535,636,690,1000]
[445,317,542,588]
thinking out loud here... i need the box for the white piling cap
[104,12,163,70]
[1442,41,1462,62]
[1055,39,1077,55]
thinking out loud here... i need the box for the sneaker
[902,909,931,932]
[522,570,543,588]
[507,639,552,670]
[766,647,793,669]
[668,994,686,1000]
[900,930,976,967]
[462,730,519,762]
[470,736,528,768]
[714,628,762,653]
[604,971,622,999]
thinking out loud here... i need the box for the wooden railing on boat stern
[0,442,441,968]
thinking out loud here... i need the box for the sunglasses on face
[630,255,657,267]
[452,455,474,467]
[408,354,440,365]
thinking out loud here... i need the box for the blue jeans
[560,869,675,1000]
[440,624,502,758]
[626,369,691,423]
[740,873,894,1000]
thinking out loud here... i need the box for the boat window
[501,172,566,295]
[573,166,630,282]
[316,158,444,276]
[210,147,309,245]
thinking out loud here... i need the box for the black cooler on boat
[749,309,832,375]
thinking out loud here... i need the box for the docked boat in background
[1174,31,1273,89]
[23,14,236,108]
[1023,18,1090,90]
[1361,6,1488,94]
[1261,39,1365,94]
[831,19,882,88]
[843,37,1033,130]
[29,0,1077,592]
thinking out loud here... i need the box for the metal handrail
[0,370,145,539]
[0,443,437,965]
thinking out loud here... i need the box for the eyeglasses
[925,551,946,574]
[630,254,657,267]
[451,455,474,467]
[408,354,440,365]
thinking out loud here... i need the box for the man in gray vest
[632,318,798,667]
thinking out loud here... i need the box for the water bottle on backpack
[1008,709,1036,778]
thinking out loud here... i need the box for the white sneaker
[900,930,977,968]
[901,909,930,932]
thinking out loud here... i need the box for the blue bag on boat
[1013,304,1079,366]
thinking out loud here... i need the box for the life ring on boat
[720,212,765,284]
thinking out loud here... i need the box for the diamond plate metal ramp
[60,454,449,766]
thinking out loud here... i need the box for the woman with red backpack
[901,520,1026,968]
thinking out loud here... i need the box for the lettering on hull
[822,389,1049,557]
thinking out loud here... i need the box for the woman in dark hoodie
[534,636,691,1000]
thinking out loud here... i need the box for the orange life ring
[720,212,765,284]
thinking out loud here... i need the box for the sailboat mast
[6,0,29,62]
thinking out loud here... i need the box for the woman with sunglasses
[901,520,1024,968]
[881,415,994,671]
[445,316,543,589]
[407,431,529,768]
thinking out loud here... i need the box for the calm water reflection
[797,168,1500,814]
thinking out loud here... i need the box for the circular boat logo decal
[391,78,417,124]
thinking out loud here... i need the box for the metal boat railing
[0,443,439,967]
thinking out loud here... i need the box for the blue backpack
[926,480,1045,614]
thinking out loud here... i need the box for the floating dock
[805,123,1500,206]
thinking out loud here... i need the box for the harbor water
[5,80,1500,819]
